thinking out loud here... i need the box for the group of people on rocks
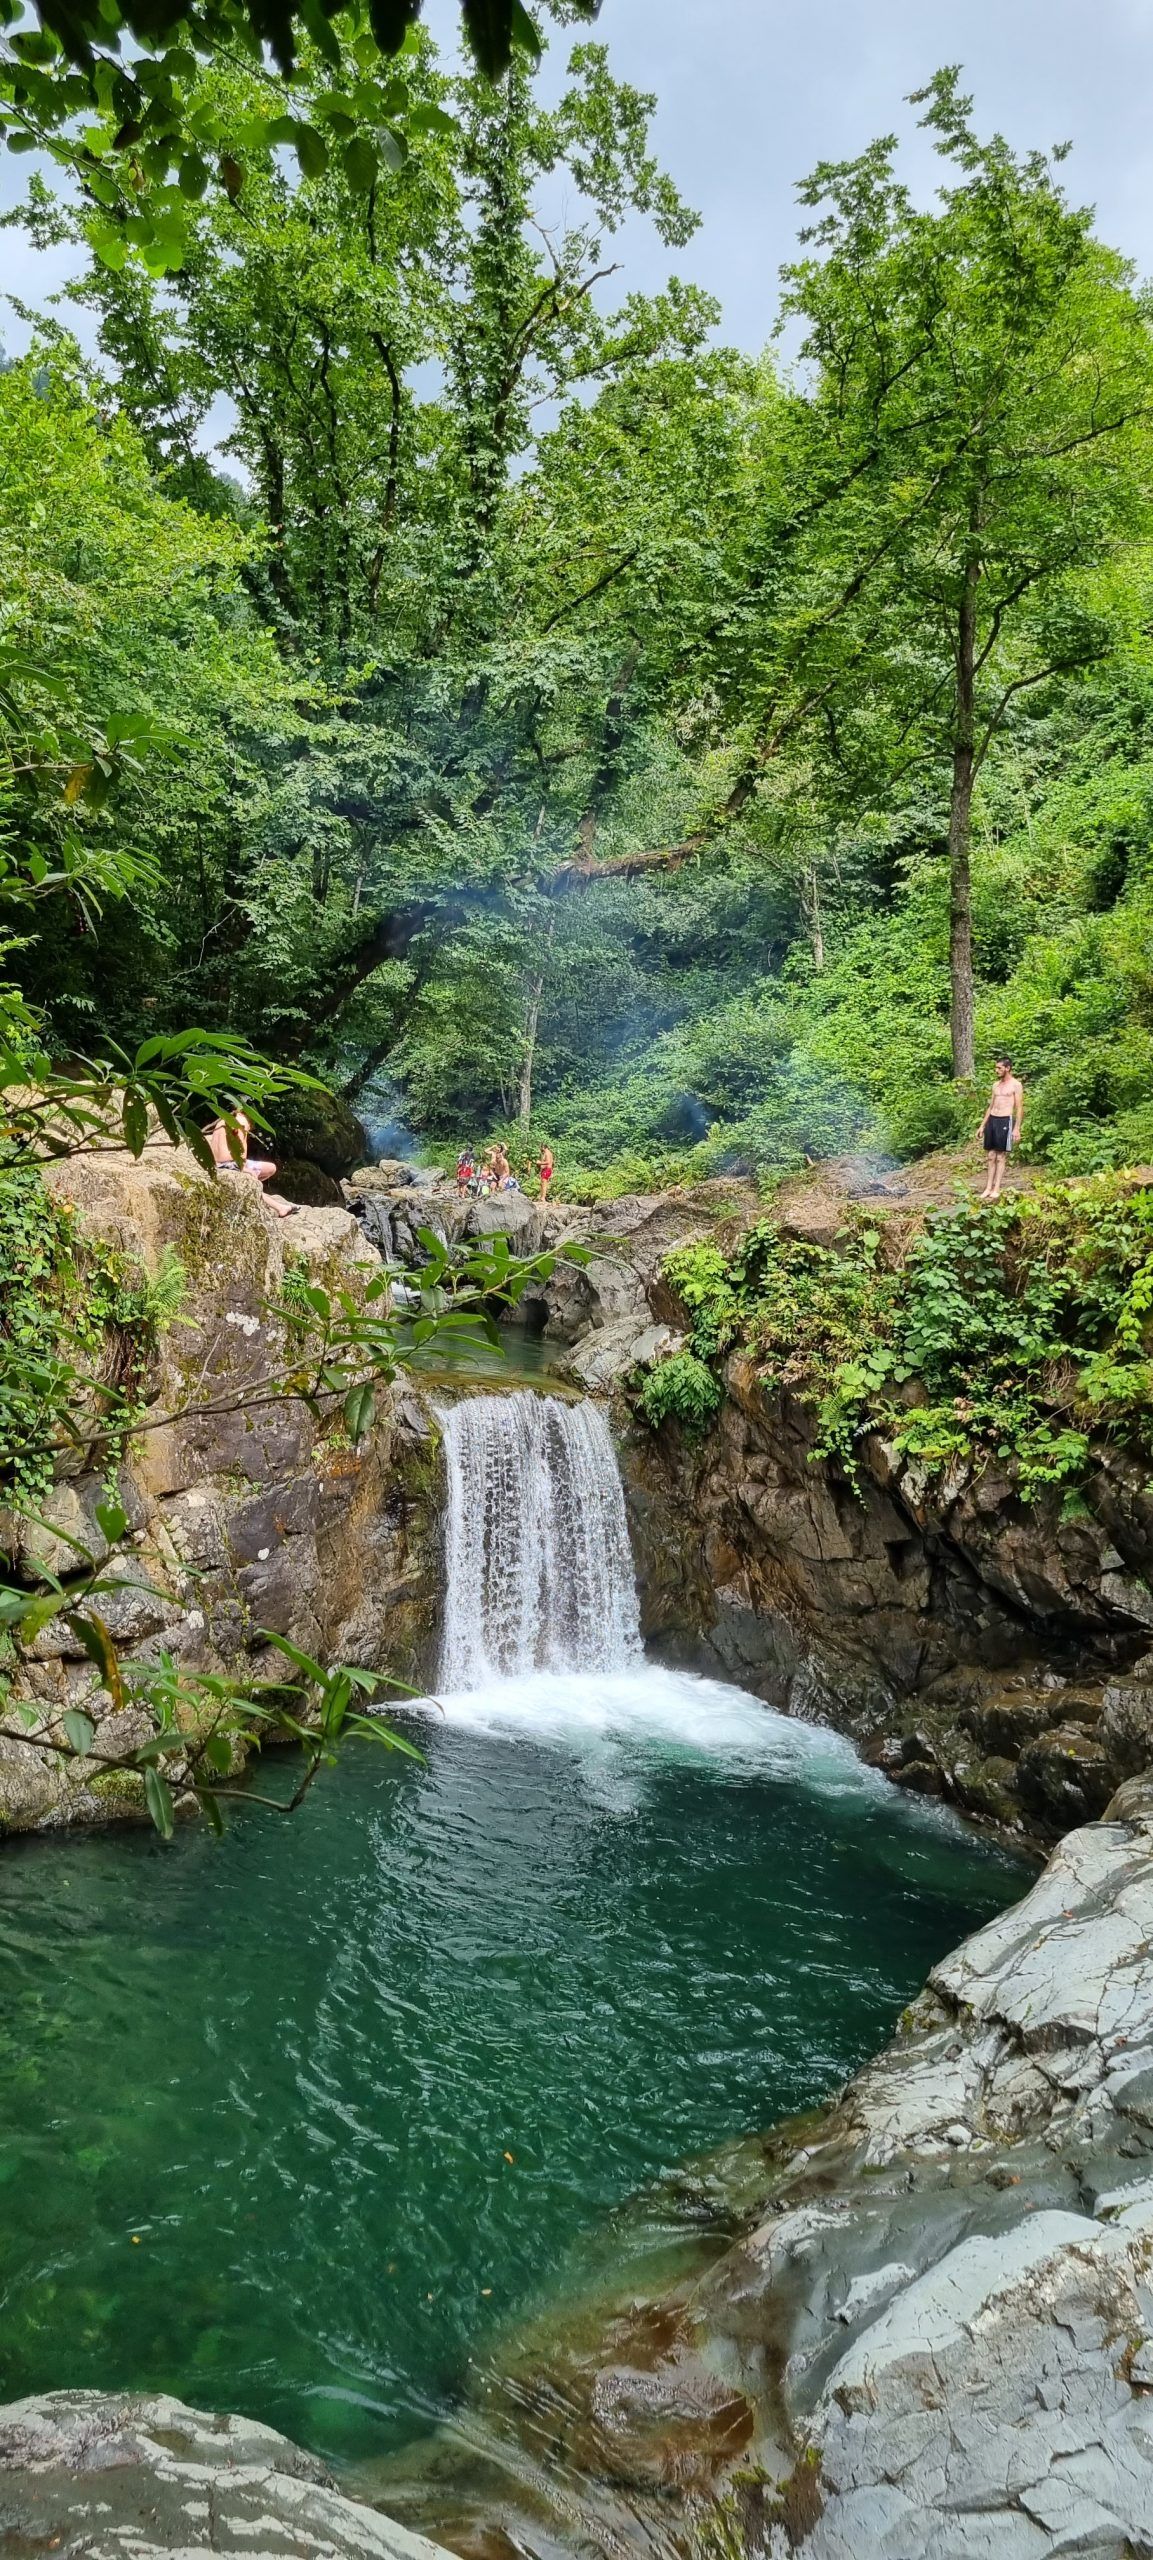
[206,1075,1019,1222]
[455,1141,554,1201]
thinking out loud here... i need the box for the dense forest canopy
[3,34,1153,1192]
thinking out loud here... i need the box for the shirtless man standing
[977,1059,1024,1202]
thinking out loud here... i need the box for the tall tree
[11,22,726,1074]
[749,72,1153,1075]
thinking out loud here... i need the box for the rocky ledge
[0,2391,456,2560]
[344,1163,757,1389]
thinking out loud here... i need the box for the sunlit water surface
[0,1667,1024,2466]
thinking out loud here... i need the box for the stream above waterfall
[0,1393,1026,2506]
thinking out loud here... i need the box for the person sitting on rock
[977,1059,1024,1203]
[456,1148,475,1194]
[206,1113,297,1218]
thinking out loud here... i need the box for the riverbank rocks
[0,2392,456,2560]
[0,1140,441,1834]
[372,1776,1153,2559]
[342,1169,758,1385]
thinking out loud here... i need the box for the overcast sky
[4,0,1153,367]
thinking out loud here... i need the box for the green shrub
[638,1349,723,1438]
[643,1174,1153,1501]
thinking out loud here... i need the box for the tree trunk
[516,908,556,1128]
[517,971,545,1129]
[803,861,825,972]
[948,548,980,1080]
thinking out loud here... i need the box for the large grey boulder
[788,2207,1153,2558]
[567,1317,681,1391]
[0,2392,456,2560]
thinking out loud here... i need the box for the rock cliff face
[0,1141,441,1832]
[620,1356,1153,1847]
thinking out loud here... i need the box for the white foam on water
[414,1662,883,1796]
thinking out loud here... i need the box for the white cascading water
[427,1390,935,1819]
[436,1392,641,1688]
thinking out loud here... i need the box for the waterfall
[436,1393,641,1688]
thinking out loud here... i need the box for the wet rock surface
[621,1345,1153,1848]
[0,2391,455,2560]
[343,1170,757,1384]
[528,1177,1153,1848]
[714,1774,1153,2555]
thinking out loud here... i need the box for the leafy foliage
[0,1160,185,1498]
[1,0,593,281]
[648,1178,1153,1503]
[637,1346,722,1439]
[8,47,1153,1203]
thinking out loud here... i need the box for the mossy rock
[267,1088,366,1178]
[271,1157,345,1207]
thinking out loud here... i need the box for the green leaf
[351,1715,425,1760]
[263,1630,327,1683]
[122,1091,148,1157]
[343,1379,375,1441]
[378,126,407,172]
[88,223,128,270]
[144,1764,175,1838]
[199,1788,225,1835]
[95,1498,128,1544]
[343,134,378,191]
[406,101,456,137]
[293,121,328,179]
[322,1669,351,1736]
[63,1613,125,1711]
[507,0,542,60]
[178,151,208,197]
[62,1708,96,1755]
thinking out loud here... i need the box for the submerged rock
[0,2391,455,2560]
